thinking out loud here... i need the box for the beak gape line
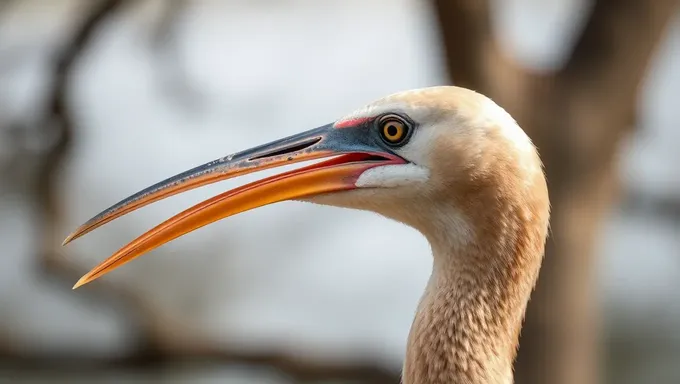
[64,121,406,288]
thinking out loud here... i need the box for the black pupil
[386,124,399,138]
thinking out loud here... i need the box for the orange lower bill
[72,154,389,288]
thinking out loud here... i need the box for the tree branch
[0,349,399,383]
[38,0,130,217]
[27,0,198,359]
[33,0,147,347]
[621,189,680,223]
[561,0,679,100]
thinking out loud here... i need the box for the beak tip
[72,276,88,289]
[63,228,85,246]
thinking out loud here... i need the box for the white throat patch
[355,164,430,188]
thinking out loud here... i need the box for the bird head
[64,86,548,288]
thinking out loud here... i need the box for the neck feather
[402,202,546,384]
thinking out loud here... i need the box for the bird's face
[307,86,544,245]
[65,86,544,288]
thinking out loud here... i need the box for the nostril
[249,137,322,161]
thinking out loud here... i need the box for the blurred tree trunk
[432,1,679,384]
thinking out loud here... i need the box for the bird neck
[402,207,545,384]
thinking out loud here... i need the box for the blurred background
[0,0,678,383]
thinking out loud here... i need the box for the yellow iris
[381,120,405,143]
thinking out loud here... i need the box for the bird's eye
[378,115,410,146]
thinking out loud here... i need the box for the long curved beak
[64,120,404,289]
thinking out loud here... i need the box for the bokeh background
[0,0,678,383]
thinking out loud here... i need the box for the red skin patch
[334,117,373,129]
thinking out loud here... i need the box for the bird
[63,86,550,384]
